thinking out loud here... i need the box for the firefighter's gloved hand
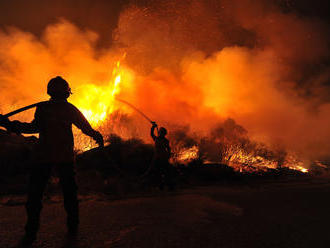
[93,131,104,147]
[151,121,157,127]
[0,116,20,134]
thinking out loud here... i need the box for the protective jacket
[151,126,171,160]
[9,99,99,163]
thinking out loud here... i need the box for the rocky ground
[1,178,330,248]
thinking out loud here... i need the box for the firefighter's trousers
[25,163,79,236]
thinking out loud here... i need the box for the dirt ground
[1,178,330,248]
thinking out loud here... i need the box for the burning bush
[166,118,309,173]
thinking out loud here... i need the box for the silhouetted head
[47,76,72,99]
[158,127,167,137]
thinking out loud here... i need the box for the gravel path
[1,180,330,248]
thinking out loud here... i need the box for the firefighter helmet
[158,127,167,136]
[47,76,72,99]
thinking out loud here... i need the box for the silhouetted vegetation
[0,125,318,197]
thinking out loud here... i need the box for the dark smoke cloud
[113,0,330,160]
[0,0,129,47]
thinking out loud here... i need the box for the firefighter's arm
[10,120,39,134]
[151,122,157,141]
[72,106,104,147]
[0,114,39,134]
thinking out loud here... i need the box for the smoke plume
[0,0,329,162]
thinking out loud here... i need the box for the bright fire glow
[227,150,309,173]
[228,150,277,170]
[176,145,199,163]
[289,166,309,173]
[71,58,124,127]
[172,144,309,173]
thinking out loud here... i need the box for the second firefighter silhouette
[150,122,175,190]
[0,76,103,246]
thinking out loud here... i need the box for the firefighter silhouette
[0,76,104,246]
[150,122,175,190]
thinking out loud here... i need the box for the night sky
[0,0,329,47]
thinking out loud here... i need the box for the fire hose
[1,98,161,144]
[115,97,159,133]
[1,100,158,180]
[1,98,160,144]
[2,101,48,118]
[115,98,156,124]
[2,98,157,126]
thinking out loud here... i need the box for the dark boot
[22,165,51,247]
[58,164,79,237]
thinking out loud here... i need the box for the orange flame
[176,145,199,163]
[228,150,309,173]
[71,59,124,127]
